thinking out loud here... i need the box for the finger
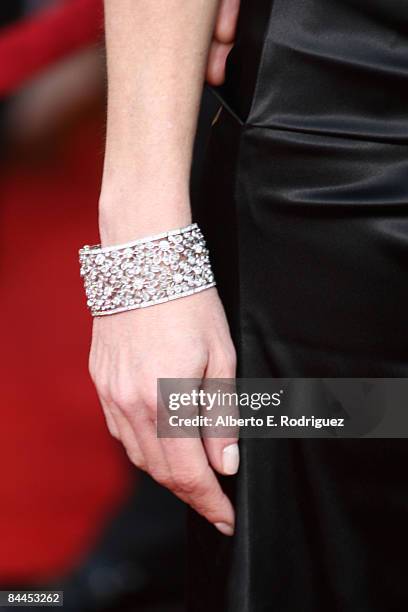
[111,382,235,535]
[214,0,240,43]
[201,389,239,475]
[202,349,239,476]
[122,393,234,533]
[206,40,234,86]
[203,437,240,476]
[160,436,235,536]
[115,391,169,475]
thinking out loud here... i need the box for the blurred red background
[0,107,133,583]
[0,5,189,607]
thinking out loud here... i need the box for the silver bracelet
[79,223,216,316]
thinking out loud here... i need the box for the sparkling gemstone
[95,254,105,265]
[159,240,170,251]
[145,280,159,289]
[193,244,203,254]
[127,265,141,276]
[133,278,145,290]
[173,273,184,284]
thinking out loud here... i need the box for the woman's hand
[207,0,240,85]
[98,0,241,535]
[89,288,238,536]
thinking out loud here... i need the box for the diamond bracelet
[79,223,216,316]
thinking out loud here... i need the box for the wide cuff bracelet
[79,223,216,316]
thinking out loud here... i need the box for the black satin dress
[188,1,408,610]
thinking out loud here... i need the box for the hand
[89,288,238,536]
[206,0,240,85]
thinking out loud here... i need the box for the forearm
[100,0,219,244]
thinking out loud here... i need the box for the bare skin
[91,0,240,536]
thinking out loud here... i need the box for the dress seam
[245,121,408,146]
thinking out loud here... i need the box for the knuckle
[172,470,204,496]
[95,377,111,401]
[88,362,96,384]
[142,387,158,415]
[150,468,172,488]
[210,345,237,377]
[108,426,121,441]
[88,352,96,378]
[189,491,222,519]
[125,448,145,470]
[224,344,237,371]
[111,385,139,411]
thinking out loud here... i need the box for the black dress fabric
[188,1,408,611]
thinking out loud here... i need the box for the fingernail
[215,522,234,536]
[222,443,240,475]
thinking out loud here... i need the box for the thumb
[204,436,240,476]
[201,361,240,477]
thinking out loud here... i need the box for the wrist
[98,190,192,246]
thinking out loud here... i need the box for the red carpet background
[0,113,132,583]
